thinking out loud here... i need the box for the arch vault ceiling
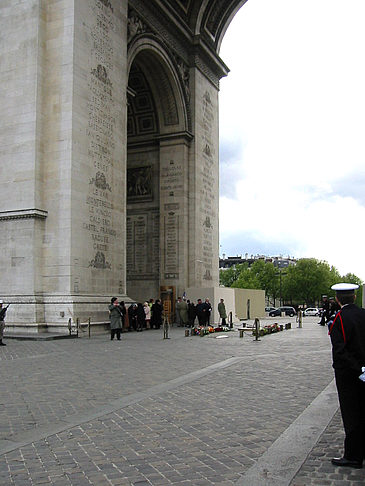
[128,0,249,73]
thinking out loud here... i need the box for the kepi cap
[331,283,359,292]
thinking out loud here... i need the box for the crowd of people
[108,296,228,340]
[318,295,341,326]
[108,298,164,339]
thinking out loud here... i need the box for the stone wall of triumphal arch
[0,0,246,332]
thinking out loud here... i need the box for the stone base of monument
[4,321,111,338]
[2,294,132,336]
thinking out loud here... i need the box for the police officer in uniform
[328,283,365,468]
[319,295,330,325]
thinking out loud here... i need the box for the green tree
[225,260,280,305]
[219,257,363,308]
[232,263,260,289]
[219,263,248,287]
[328,265,342,287]
[281,258,332,305]
[247,260,279,305]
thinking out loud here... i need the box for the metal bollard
[76,317,79,338]
[88,317,91,338]
[68,318,72,336]
[239,329,244,338]
[254,318,260,341]
[298,310,303,328]
[163,316,169,339]
[229,311,233,329]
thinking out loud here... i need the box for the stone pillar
[0,0,129,332]
[188,68,220,289]
[0,0,52,329]
[67,0,128,324]
[159,134,192,297]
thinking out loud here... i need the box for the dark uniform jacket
[329,303,365,374]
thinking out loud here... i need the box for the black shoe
[331,457,362,468]
[0,342,6,346]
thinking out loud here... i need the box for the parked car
[265,306,276,313]
[269,306,296,317]
[303,307,320,316]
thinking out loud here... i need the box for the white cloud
[219,0,365,279]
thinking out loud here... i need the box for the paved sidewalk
[0,318,364,485]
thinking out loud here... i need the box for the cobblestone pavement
[0,318,364,485]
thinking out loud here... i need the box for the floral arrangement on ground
[191,326,232,336]
[252,322,291,337]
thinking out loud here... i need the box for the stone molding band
[0,209,48,221]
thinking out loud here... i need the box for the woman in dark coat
[136,303,145,331]
[108,297,123,340]
[120,301,127,330]
[187,300,196,327]
[151,299,163,329]
[128,304,137,331]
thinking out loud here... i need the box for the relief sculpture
[127,166,152,201]
[89,251,111,269]
[89,172,112,191]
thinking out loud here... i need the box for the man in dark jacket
[196,299,205,326]
[328,283,365,469]
[203,298,212,326]
[0,300,9,346]
[151,299,163,329]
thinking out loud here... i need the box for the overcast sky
[219,0,365,280]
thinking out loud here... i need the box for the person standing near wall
[176,297,188,327]
[328,283,365,469]
[128,303,137,331]
[203,298,212,326]
[218,298,227,326]
[187,300,196,328]
[0,300,9,346]
[144,302,151,329]
[136,303,145,331]
[196,299,205,326]
[108,297,123,341]
[151,299,163,329]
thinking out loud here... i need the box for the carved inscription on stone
[84,0,117,270]
[151,213,160,276]
[160,160,182,279]
[164,211,179,279]
[126,213,159,280]
[85,181,116,267]
[200,90,216,278]
[160,159,183,197]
